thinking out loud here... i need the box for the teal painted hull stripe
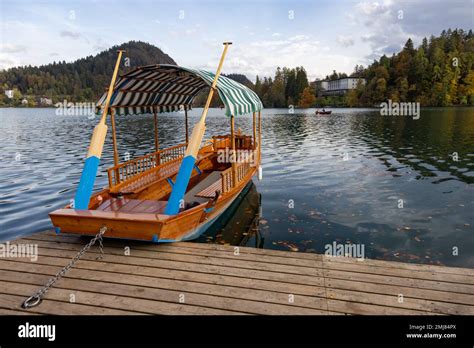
[74,155,100,209]
[165,155,196,215]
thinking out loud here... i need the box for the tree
[295,67,309,103]
[298,86,316,108]
[284,68,297,104]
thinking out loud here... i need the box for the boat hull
[50,170,254,243]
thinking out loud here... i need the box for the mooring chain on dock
[21,226,107,309]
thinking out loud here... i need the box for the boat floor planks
[0,231,473,315]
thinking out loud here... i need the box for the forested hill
[346,28,474,107]
[0,41,176,104]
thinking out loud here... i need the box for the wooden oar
[74,50,124,209]
[165,42,232,215]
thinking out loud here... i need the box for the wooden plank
[0,308,39,315]
[195,179,222,198]
[20,245,324,279]
[327,299,434,315]
[27,231,322,260]
[0,259,322,299]
[326,277,474,306]
[3,231,474,315]
[327,288,473,315]
[0,269,330,315]
[324,269,474,295]
[18,237,322,269]
[0,280,239,315]
[16,237,474,287]
[26,233,474,278]
[1,253,325,288]
[0,292,136,315]
[0,271,326,314]
[323,258,474,284]
[322,255,474,276]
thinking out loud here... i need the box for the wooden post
[110,108,120,183]
[153,106,160,165]
[184,108,189,144]
[231,115,237,186]
[252,111,256,150]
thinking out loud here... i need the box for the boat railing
[106,133,258,193]
[220,161,252,194]
[212,134,253,150]
[107,143,187,188]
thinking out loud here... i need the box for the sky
[1,0,473,81]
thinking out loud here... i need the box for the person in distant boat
[322,108,326,112]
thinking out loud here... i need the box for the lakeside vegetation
[255,29,474,108]
[1,29,472,108]
[0,41,176,106]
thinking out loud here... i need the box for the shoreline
[1,105,473,110]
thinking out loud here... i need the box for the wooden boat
[50,43,264,242]
[315,110,332,115]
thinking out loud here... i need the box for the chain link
[21,226,107,309]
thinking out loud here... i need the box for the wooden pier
[0,231,473,315]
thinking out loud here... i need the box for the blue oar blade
[74,155,100,209]
[164,155,196,215]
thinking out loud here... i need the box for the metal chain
[21,226,107,309]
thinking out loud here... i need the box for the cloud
[0,43,27,69]
[0,57,17,70]
[60,30,81,39]
[337,35,355,47]
[1,44,27,53]
[355,1,389,16]
[200,35,356,81]
[353,0,473,63]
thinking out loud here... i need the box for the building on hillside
[40,97,53,105]
[5,90,14,99]
[316,77,365,96]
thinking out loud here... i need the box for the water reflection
[1,107,473,268]
[197,182,264,248]
[355,108,474,184]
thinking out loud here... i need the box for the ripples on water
[0,107,473,267]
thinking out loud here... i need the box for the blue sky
[1,0,472,80]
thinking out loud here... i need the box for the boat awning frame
[96,64,263,117]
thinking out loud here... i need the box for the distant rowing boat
[315,110,332,115]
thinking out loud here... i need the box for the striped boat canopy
[96,64,263,117]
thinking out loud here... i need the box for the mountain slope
[0,41,176,103]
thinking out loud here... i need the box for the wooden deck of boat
[0,230,473,315]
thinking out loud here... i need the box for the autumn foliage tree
[298,86,317,108]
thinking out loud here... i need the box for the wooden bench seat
[115,152,216,195]
[97,197,167,214]
[195,179,222,198]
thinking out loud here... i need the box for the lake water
[1,107,473,267]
